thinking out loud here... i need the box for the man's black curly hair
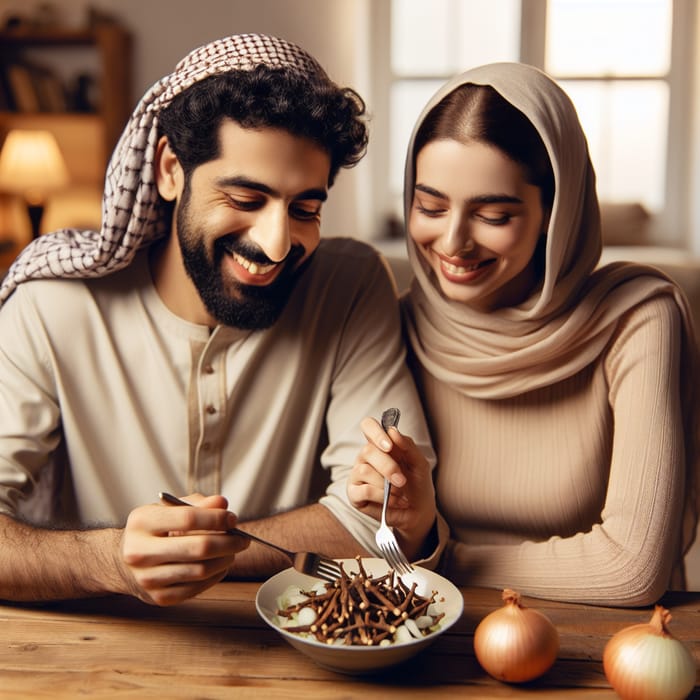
[157,64,368,186]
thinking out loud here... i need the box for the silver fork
[374,408,414,575]
[158,492,342,583]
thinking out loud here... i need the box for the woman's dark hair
[158,64,368,186]
[412,84,555,212]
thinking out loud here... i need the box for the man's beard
[176,190,307,330]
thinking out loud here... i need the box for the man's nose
[249,205,291,263]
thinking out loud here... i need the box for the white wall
[0,0,375,240]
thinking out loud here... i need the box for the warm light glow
[0,129,69,205]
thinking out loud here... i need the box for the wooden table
[1,583,698,698]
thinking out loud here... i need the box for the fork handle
[380,408,400,516]
[380,407,401,431]
[381,479,391,520]
[158,492,294,557]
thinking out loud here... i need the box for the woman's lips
[436,253,497,283]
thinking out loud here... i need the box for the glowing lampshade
[0,129,70,238]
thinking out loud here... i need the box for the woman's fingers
[360,416,396,452]
[356,442,406,486]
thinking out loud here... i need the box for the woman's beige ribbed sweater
[402,63,699,607]
[414,295,684,606]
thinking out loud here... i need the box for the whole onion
[473,588,559,683]
[603,605,697,700]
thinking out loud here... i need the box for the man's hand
[119,493,249,606]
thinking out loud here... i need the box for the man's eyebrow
[216,176,327,202]
[414,183,522,205]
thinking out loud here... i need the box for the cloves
[276,557,442,646]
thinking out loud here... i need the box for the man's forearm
[228,504,369,579]
[0,514,127,601]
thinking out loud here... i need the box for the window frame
[369,0,697,249]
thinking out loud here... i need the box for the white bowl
[255,557,463,675]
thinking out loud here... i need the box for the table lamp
[0,129,69,239]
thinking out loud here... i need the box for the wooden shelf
[0,23,132,267]
[0,23,132,153]
[0,28,99,46]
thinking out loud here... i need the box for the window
[373,0,694,247]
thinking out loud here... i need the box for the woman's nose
[441,214,475,257]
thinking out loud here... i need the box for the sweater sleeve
[442,296,686,606]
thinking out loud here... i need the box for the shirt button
[203,364,214,374]
[206,404,217,415]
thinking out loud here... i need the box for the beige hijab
[403,62,700,564]
[0,34,326,306]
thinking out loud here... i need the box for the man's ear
[155,136,183,201]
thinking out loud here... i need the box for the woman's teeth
[233,252,276,275]
[443,259,490,274]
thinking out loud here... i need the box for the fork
[158,492,342,583]
[374,408,414,575]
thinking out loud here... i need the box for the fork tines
[380,540,413,576]
[314,557,343,582]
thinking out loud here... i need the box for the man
[0,35,436,606]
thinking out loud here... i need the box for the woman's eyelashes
[414,200,512,226]
[475,212,512,225]
[414,201,447,217]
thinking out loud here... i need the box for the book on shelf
[6,63,40,112]
[0,69,13,110]
[3,61,68,113]
[33,65,69,112]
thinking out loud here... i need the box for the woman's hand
[119,493,249,606]
[348,417,437,560]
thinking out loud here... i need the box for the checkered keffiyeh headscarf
[0,34,327,306]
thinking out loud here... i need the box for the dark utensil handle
[380,407,401,431]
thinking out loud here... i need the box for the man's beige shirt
[0,238,435,556]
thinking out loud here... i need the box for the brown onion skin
[473,589,559,683]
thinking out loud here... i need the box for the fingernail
[380,439,392,451]
[226,512,237,528]
[391,473,406,488]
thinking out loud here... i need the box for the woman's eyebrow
[415,183,445,198]
[415,183,522,205]
[470,194,523,205]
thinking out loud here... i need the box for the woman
[349,62,700,606]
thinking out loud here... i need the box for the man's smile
[232,251,278,276]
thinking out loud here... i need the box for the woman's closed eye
[475,212,512,225]
[414,201,447,217]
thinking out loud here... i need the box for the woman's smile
[435,251,498,283]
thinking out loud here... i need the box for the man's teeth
[232,253,276,275]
